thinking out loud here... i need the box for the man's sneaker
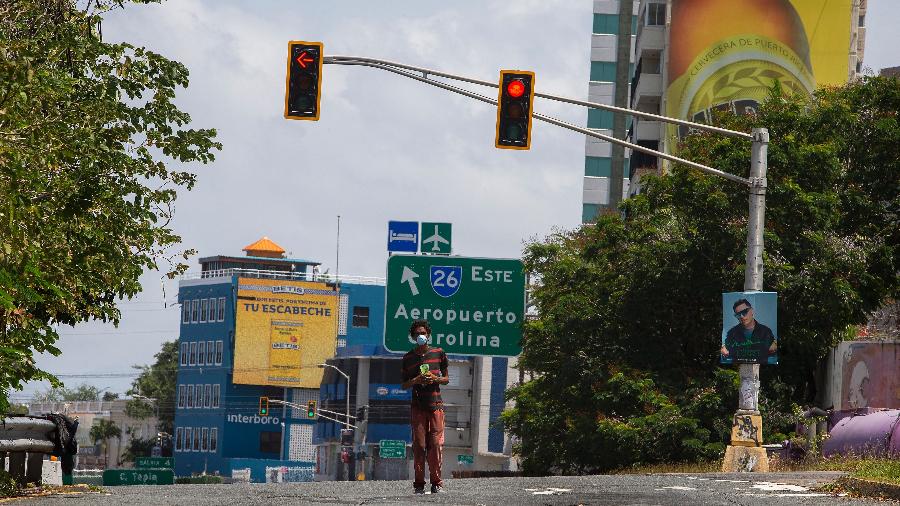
[431,484,443,494]
[414,487,425,495]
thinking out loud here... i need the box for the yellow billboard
[665,0,852,136]
[233,277,338,388]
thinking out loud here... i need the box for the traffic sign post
[378,440,406,459]
[387,221,419,253]
[420,222,452,254]
[384,255,524,356]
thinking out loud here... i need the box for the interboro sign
[226,414,280,425]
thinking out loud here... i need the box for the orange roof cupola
[242,236,286,259]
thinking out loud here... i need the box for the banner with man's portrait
[721,292,778,365]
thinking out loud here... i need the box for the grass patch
[851,459,900,486]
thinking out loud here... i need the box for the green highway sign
[103,469,174,486]
[457,454,474,465]
[134,456,174,469]
[420,222,452,254]
[384,255,524,356]
[379,439,407,459]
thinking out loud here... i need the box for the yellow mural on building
[665,0,853,137]
[233,277,338,388]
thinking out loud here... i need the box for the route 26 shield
[430,266,462,298]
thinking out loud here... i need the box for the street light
[317,363,350,430]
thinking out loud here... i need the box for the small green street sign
[103,469,174,486]
[134,456,174,469]
[379,439,406,459]
[420,222,452,255]
[384,255,524,356]
[457,454,474,465]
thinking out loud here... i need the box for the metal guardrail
[1,415,78,486]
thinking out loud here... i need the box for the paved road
[16,472,884,505]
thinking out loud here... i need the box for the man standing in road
[721,298,777,364]
[401,319,449,495]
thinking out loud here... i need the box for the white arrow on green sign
[384,255,524,356]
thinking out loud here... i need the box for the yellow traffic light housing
[259,396,269,416]
[307,400,317,418]
[284,41,324,120]
[495,70,535,149]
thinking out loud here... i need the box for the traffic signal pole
[316,53,769,472]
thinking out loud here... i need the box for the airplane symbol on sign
[296,51,314,69]
[422,225,449,252]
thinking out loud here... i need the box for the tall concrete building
[583,0,867,220]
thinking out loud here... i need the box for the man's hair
[409,319,431,336]
[733,298,752,311]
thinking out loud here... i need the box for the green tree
[0,0,220,414]
[506,76,899,473]
[89,418,122,468]
[126,340,177,434]
[33,382,103,402]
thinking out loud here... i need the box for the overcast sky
[16,0,900,401]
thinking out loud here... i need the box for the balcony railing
[181,268,385,286]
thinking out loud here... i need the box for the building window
[189,342,197,366]
[646,3,666,26]
[259,431,281,454]
[212,384,220,408]
[175,427,183,451]
[177,385,185,408]
[204,385,211,408]
[191,299,199,323]
[184,427,192,451]
[200,299,208,323]
[180,343,188,366]
[352,306,369,328]
[195,385,203,408]
[217,297,226,321]
[182,303,190,324]
[215,341,223,365]
[206,340,215,364]
[210,428,218,452]
[197,341,206,366]
[193,427,200,451]
[208,298,216,322]
[187,384,194,408]
[201,428,209,452]
[859,14,865,26]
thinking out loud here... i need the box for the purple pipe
[822,409,900,457]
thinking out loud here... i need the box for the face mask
[416,334,428,346]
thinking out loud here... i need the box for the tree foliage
[89,417,122,466]
[0,0,220,413]
[504,76,899,474]
[125,339,177,434]
[33,382,103,402]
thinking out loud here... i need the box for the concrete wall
[823,341,900,410]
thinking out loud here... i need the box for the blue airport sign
[388,221,419,253]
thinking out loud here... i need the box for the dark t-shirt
[401,347,448,411]
[723,321,776,364]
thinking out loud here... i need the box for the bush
[0,470,17,498]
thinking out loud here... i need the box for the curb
[837,477,900,501]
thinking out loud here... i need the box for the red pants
[411,405,445,488]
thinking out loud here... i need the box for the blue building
[172,237,385,482]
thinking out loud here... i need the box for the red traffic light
[507,79,526,98]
